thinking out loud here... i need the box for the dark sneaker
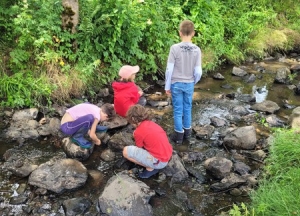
[170,131,184,144]
[138,169,159,178]
[183,128,192,140]
[71,136,92,149]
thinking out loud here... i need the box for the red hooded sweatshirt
[112,81,140,117]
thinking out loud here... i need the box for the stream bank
[0,53,300,216]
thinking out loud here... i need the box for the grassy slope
[230,129,300,216]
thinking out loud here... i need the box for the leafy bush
[1,0,300,107]
[0,72,53,108]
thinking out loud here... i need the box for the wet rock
[9,194,28,205]
[210,173,247,192]
[243,174,258,187]
[274,67,291,84]
[230,188,242,196]
[98,170,155,216]
[185,166,207,183]
[12,108,39,121]
[52,104,67,117]
[240,150,267,161]
[62,197,92,216]
[48,117,61,136]
[35,188,48,195]
[290,63,300,72]
[232,66,248,77]
[222,84,234,89]
[231,150,247,162]
[162,153,189,184]
[175,189,194,211]
[154,188,166,196]
[231,106,250,116]
[289,106,300,130]
[233,161,251,175]
[210,116,227,127]
[102,115,128,130]
[254,64,265,73]
[98,88,110,97]
[100,148,116,162]
[213,73,225,80]
[266,114,286,127]
[223,126,257,150]
[37,124,52,136]
[61,137,94,161]
[295,83,300,95]
[148,100,169,107]
[6,108,65,142]
[235,94,255,103]
[283,103,296,109]
[3,146,65,177]
[178,151,205,163]
[28,158,88,193]
[204,157,232,179]
[107,131,135,151]
[8,163,39,178]
[244,74,256,83]
[193,125,215,139]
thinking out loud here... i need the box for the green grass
[229,129,300,216]
[251,168,300,216]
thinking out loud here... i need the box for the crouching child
[123,104,173,178]
[60,103,116,149]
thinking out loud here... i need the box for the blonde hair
[126,104,151,125]
[179,20,194,36]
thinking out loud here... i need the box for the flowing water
[0,59,300,215]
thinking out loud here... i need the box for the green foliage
[0,71,53,108]
[229,203,255,216]
[220,1,276,63]
[255,113,268,127]
[77,0,181,82]
[1,0,300,107]
[265,129,300,175]
[249,129,300,216]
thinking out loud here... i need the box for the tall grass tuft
[249,129,300,216]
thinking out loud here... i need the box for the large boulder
[223,126,257,150]
[289,106,300,130]
[98,171,155,216]
[28,158,88,193]
[204,157,233,179]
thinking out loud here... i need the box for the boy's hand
[165,90,171,96]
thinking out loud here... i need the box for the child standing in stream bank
[60,103,116,149]
[165,20,203,144]
[123,104,173,179]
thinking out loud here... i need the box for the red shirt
[112,81,140,117]
[134,120,173,162]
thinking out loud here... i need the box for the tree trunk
[61,0,79,34]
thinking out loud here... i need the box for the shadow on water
[0,59,300,215]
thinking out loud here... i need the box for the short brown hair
[126,104,151,125]
[179,20,194,36]
[101,103,116,119]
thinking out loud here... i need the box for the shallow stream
[0,57,300,215]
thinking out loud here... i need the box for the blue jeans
[171,82,194,132]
